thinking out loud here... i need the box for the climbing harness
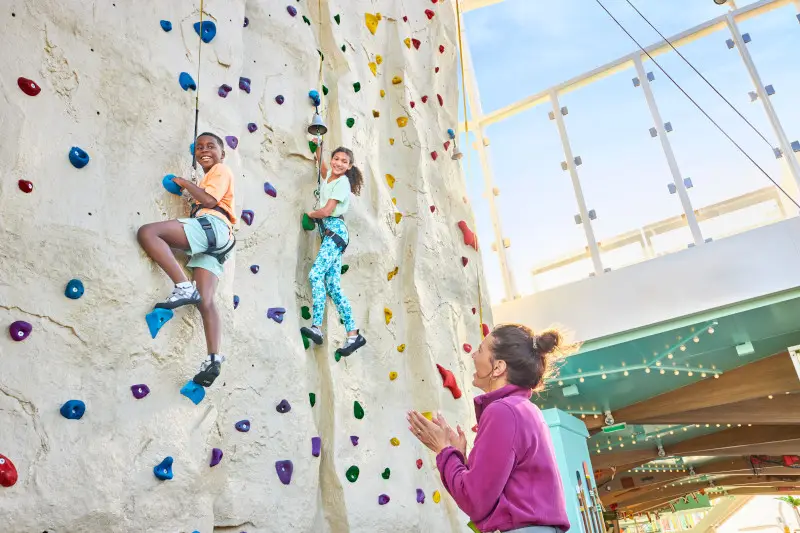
[189,205,236,264]
[318,216,349,254]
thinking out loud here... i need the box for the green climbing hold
[309,141,318,154]
[341,264,349,275]
[354,401,364,419]
[346,118,355,128]
[302,333,311,350]
[322,85,329,96]
[301,306,311,320]
[309,392,316,407]
[303,213,316,231]
[302,15,311,25]
[334,352,342,362]
[346,465,360,482]
[353,82,361,93]
[341,44,346,52]
[334,14,341,24]
[381,468,391,480]
[318,49,324,60]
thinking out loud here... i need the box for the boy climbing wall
[137,132,236,387]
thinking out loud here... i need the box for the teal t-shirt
[319,171,351,217]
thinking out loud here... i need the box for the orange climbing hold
[463,343,472,353]
[458,221,478,250]
[386,174,395,188]
[397,344,405,352]
[436,364,462,399]
[384,307,393,324]
[387,266,399,280]
[365,13,380,34]
[392,76,402,85]
[425,9,435,20]
[395,212,403,224]
[396,117,408,127]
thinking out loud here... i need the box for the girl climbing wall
[137,132,236,387]
[300,144,367,357]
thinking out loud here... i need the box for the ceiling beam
[630,483,800,514]
[695,456,800,477]
[637,394,800,425]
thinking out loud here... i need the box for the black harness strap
[191,205,236,264]
[318,216,348,254]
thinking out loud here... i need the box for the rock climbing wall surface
[0,1,489,532]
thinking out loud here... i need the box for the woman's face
[471,333,500,392]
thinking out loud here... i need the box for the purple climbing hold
[210,448,223,467]
[287,5,298,17]
[218,84,233,98]
[311,436,321,457]
[276,399,291,413]
[267,307,286,324]
[225,136,238,149]
[241,210,254,226]
[275,95,285,105]
[244,16,249,27]
[350,436,359,446]
[233,295,240,309]
[250,265,259,274]
[275,460,294,485]
[239,77,251,93]
[9,321,32,342]
[248,122,258,133]
[378,494,390,505]
[235,419,250,432]
[416,488,425,504]
[264,182,277,198]
[131,384,150,399]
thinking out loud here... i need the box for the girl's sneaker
[336,333,366,357]
[155,282,201,310]
[193,354,224,387]
[300,325,324,345]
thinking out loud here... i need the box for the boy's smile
[195,136,224,171]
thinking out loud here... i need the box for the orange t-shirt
[195,163,237,226]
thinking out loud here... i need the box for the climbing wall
[0,1,489,532]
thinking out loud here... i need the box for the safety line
[191,0,205,173]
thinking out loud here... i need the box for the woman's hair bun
[534,329,562,355]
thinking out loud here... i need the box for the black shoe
[301,326,324,345]
[155,284,201,310]
[193,355,222,387]
[336,334,366,357]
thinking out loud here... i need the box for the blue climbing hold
[193,20,216,43]
[162,174,182,196]
[243,16,249,27]
[233,295,240,309]
[160,20,172,32]
[65,279,84,299]
[69,147,90,169]
[189,142,195,155]
[235,419,250,432]
[447,128,456,139]
[225,136,238,149]
[308,90,321,107]
[60,399,85,420]
[179,72,197,91]
[264,182,277,198]
[218,84,232,98]
[239,77,251,93]
[250,265,259,274]
[241,209,254,225]
[145,308,174,339]
[153,456,174,480]
[276,399,291,413]
[248,122,258,133]
[210,448,223,467]
[180,380,205,405]
[267,307,286,323]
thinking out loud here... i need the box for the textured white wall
[0,1,488,531]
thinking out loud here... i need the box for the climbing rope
[190,0,205,178]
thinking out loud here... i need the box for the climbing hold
[425,9,435,19]
[389,138,394,145]
[421,95,429,104]
[378,494,390,505]
[264,182,277,197]
[352,82,362,94]
[410,101,416,109]
[436,364,463,399]
[386,174,396,188]
[145,308,174,339]
[403,15,408,22]
[302,213,316,231]
[18,179,33,193]
[225,136,238,149]
[346,465,360,482]
[387,266,399,281]
[433,490,441,503]
[396,117,408,128]
[422,411,433,420]
[439,44,445,54]
[303,333,311,350]
[180,381,205,405]
[384,307,393,324]
[309,141,318,154]
[64,278,84,299]
[462,257,468,267]
[275,460,294,485]
[248,122,258,133]
[392,76,402,85]
[160,20,172,32]
[390,437,400,446]
[243,17,249,27]
[334,14,341,24]
[354,401,365,419]
[404,38,411,49]
[241,209,254,226]
[482,323,490,337]
[472,424,478,433]
[395,212,403,224]
[0,455,18,488]
[323,85,329,95]
[154,456,174,480]
[239,77,251,93]
[389,371,398,381]
[301,306,311,320]
[392,198,397,206]
[368,62,377,76]
[193,20,216,43]
[218,84,232,97]
[309,392,316,407]
[397,344,405,352]
[308,90,321,107]
[458,221,478,250]
[463,343,472,352]
[380,89,385,98]
[69,147,90,169]
[447,128,456,138]
[276,399,291,413]
[312,437,321,457]
[438,94,444,106]
[365,13,379,34]
[382,468,391,479]
[444,141,451,151]
[287,5,297,17]
[131,384,150,399]
[413,38,421,50]
[17,77,41,96]
[9,320,32,342]
[472,307,476,314]
[417,488,426,503]
[416,459,423,469]
[341,264,349,275]
[303,16,311,26]
[179,72,196,91]
[350,435,359,446]
[376,55,383,65]
[60,399,85,420]
[267,308,286,323]
[431,151,439,161]
[250,265,259,274]
[163,174,182,195]
[346,118,355,128]
[372,110,380,118]
[235,420,250,432]
[435,67,440,73]
[274,94,285,105]
[233,295,240,309]
[210,448,223,467]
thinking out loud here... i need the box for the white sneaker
[301,325,324,345]
[155,282,201,310]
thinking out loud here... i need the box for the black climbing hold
[318,49,324,60]
[233,295,240,309]
[241,209,254,225]
[275,94,285,105]
[69,147,90,168]
[179,72,196,91]
[235,419,250,432]
[276,399,291,413]
[193,20,216,43]
[162,174,182,195]
[334,14,341,24]
[9,320,32,341]
[179,380,205,405]
[264,182,277,197]
[60,399,85,420]
[243,17,249,27]
[346,465,360,482]
[275,460,293,485]
[341,44,345,52]
[239,77,251,93]
[225,136,238,149]
[210,448,223,467]
[301,306,311,320]
[250,265,259,274]
[131,384,150,399]
[65,279,84,299]
[248,122,258,133]
[160,20,172,32]
[154,456,174,480]
[312,437,321,457]
[309,392,316,407]
[218,84,232,97]
[145,308,174,339]
[287,5,297,17]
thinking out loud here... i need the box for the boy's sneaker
[336,333,366,357]
[300,325,324,345]
[155,282,201,310]
[193,354,224,387]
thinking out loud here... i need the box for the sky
[459,0,800,304]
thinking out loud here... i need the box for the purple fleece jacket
[436,384,571,533]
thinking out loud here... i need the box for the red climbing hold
[18,180,33,193]
[472,307,476,315]
[463,343,472,353]
[416,458,423,469]
[462,257,468,267]
[435,67,440,73]
[471,424,478,433]
[444,141,450,151]
[437,94,444,106]
[421,95,428,104]
[458,220,478,250]
[425,9,435,20]
[412,38,421,50]
[482,323,490,337]
[410,101,415,108]
[403,16,408,22]
[432,0,439,3]
[0,454,18,487]
[431,151,438,161]
[436,364,462,399]
[439,45,445,54]
[17,77,41,96]
[430,205,436,213]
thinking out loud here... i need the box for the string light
[602,373,607,379]
[693,337,699,343]
[624,370,629,376]
[579,377,585,383]
[674,370,679,375]
[768,395,773,399]
[680,345,687,351]
[688,371,694,376]
[708,327,715,334]
[656,361,662,367]
[701,372,707,378]
[667,353,673,359]
[645,368,651,374]
[660,369,666,374]
[714,374,720,379]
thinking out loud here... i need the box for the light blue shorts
[178,215,232,278]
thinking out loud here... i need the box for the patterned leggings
[309,217,357,332]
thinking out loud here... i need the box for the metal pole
[550,90,604,276]
[634,56,704,246]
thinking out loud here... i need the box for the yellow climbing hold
[376,13,382,20]
[390,437,400,446]
[369,62,377,76]
[387,266,399,281]
[389,138,395,145]
[395,212,403,224]
[380,89,386,98]
[376,55,383,65]
[372,110,380,118]
[384,307,393,324]
[433,490,441,503]
[389,371,398,381]
[396,117,408,128]
[386,174,395,188]
[392,197,397,205]
[397,344,405,352]
[391,76,402,85]
[404,38,411,49]
[365,13,379,35]
[422,411,433,420]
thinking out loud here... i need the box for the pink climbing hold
[462,257,468,267]
[17,77,41,96]
[412,38,421,50]
[287,5,297,17]
[436,364,462,399]
[0,454,18,487]
[431,151,438,161]
[425,9,435,20]
[241,209,254,226]
[437,94,444,106]
[225,136,238,149]
[439,44,445,54]
[421,95,429,104]
[482,323,490,337]
[458,220,478,250]
[463,343,472,353]
[18,180,33,193]
[9,320,32,342]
